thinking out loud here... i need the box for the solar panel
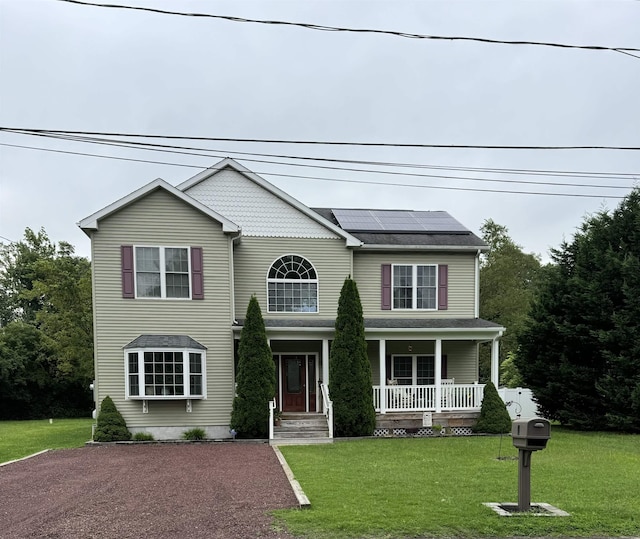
[332,209,470,233]
[332,209,384,231]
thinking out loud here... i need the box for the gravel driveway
[0,443,299,538]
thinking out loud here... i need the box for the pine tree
[517,188,640,432]
[473,381,512,434]
[329,278,376,437]
[230,295,275,438]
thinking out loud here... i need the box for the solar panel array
[332,209,470,233]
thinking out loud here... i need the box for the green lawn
[277,430,640,538]
[0,418,94,463]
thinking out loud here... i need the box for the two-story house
[80,158,504,440]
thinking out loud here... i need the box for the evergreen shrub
[182,427,206,441]
[230,295,275,438]
[93,396,131,442]
[473,381,512,434]
[133,432,154,441]
[330,278,376,437]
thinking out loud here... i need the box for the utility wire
[2,127,639,151]
[1,135,635,191]
[6,129,637,181]
[55,0,640,57]
[0,142,629,199]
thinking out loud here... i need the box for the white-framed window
[135,246,190,299]
[267,254,318,313]
[392,264,437,310]
[391,355,435,385]
[125,348,206,399]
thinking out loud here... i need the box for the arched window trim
[266,254,319,314]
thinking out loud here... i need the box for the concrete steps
[271,413,332,445]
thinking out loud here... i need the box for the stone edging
[0,449,50,467]
[271,446,311,508]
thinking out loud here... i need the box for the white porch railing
[373,383,485,412]
[320,383,334,439]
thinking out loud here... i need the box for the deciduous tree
[0,228,93,418]
[479,220,542,382]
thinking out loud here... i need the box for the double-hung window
[135,246,190,299]
[393,264,437,310]
[125,347,205,399]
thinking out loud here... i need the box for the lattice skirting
[373,426,474,437]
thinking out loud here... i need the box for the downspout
[229,230,242,322]
[475,249,481,318]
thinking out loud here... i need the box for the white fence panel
[498,387,540,419]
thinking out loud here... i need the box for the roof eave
[357,244,489,252]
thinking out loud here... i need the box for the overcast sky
[1,0,638,262]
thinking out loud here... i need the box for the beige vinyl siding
[233,237,351,319]
[354,251,476,318]
[91,189,234,428]
[443,341,478,384]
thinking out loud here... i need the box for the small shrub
[182,427,206,441]
[473,381,512,434]
[93,396,131,442]
[133,432,154,441]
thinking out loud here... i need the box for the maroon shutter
[121,245,134,299]
[381,264,391,310]
[441,355,448,379]
[438,264,448,310]
[191,247,204,300]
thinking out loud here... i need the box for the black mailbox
[512,418,550,451]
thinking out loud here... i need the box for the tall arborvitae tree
[517,189,640,432]
[329,277,376,437]
[230,295,275,438]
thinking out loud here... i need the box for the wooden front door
[282,355,306,412]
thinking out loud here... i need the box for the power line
[0,142,629,199]
[55,0,640,57]
[1,135,635,191]
[2,127,639,151]
[7,129,637,181]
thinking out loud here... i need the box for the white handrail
[268,398,276,441]
[320,383,334,439]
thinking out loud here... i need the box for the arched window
[267,255,318,313]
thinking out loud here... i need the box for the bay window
[125,341,206,399]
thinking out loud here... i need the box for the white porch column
[491,337,500,387]
[435,338,442,413]
[322,338,329,387]
[379,338,386,414]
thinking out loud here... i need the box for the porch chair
[441,378,455,408]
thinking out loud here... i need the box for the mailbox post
[511,418,550,512]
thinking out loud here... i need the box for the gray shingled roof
[124,335,207,349]
[234,318,502,330]
[311,207,486,248]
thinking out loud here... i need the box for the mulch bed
[0,443,299,538]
